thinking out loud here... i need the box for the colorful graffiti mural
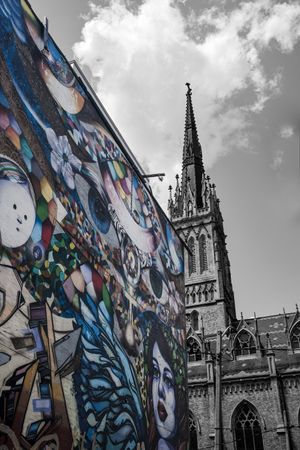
[0,1,188,449]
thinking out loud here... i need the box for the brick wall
[186,301,227,336]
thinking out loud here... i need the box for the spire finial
[266,332,272,350]
[283,308,288,333]
[185,82,191,94]
[168,185,174,215]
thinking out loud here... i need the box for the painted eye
[24,215,27,220]
[164,374,174,389]
[153,367,160,379]
[74,173,119,249]
[88,187,110,234]
[13,204,17,210]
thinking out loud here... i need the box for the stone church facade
[168,84,300,450]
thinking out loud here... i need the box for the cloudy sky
[29,0,300,318]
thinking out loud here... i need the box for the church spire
[181,83,204,209]
[168,84,236,333]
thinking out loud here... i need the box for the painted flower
[46,128,81,189]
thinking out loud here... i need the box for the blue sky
[29,0,300,318]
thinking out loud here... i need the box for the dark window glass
[191,311,199,330]
[188,237,196,276]
[187,337,201,362]
[291,322,300,350]
[235,330,256,356]
[234,402,264,450]
[189,412,198,449]
[199,234,208,274]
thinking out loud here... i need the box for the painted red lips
[158,400,168,422]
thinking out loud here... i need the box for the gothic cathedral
[168,84,300,450]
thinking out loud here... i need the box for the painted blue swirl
[73,293,146,449]
[0,0,27,43]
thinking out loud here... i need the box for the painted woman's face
[0,181,36,248]
[152,342,176,439]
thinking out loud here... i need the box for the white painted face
[0,180,36,248]
[152,342,176,440]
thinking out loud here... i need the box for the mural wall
[0,1,187,449]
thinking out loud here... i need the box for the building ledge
[235,354,257,361]
[276,424,286,434]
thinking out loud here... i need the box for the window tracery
[234,329,256,356]
[187,237,196,276]
[209,284,215,302]
[199,234,208,274]
[291,321,300,350]
[204,287,208,303]
[189,411,198,449]
[234,401,264,450]
[187,336,201,362]
[191,310,199,330]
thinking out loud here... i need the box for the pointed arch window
[186,293,190,305]
[234,330,256,356]
[189,411,199,450]
[233,401,264,450]
[187,237,196,276]
[187,336,201,362]
[199,234,208,274]
[191,310,199,330]
[291,321,300,350]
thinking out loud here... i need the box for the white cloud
[73,0,300,209]
[280,125,294,139]
[271,149,284,170]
